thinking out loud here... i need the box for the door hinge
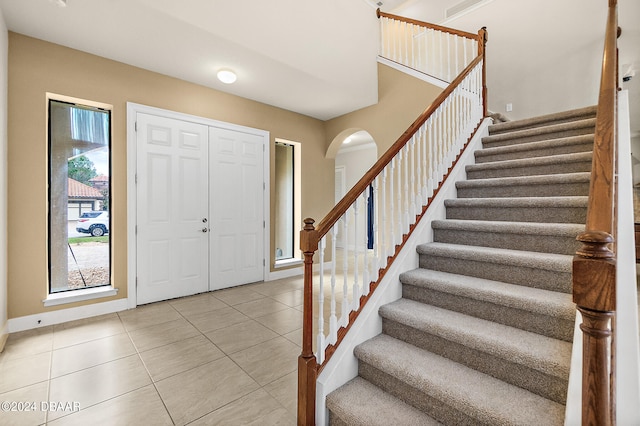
[263,259,265,266]
[135,225,138,235]
[263,221,265,229]
[135,121,137,132]
[135,174,138,184]
[136,277,138,288]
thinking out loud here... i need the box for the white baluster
[415,129,423,211]
[455,35,460,76]
[404,22,409,66]
[440,31,445,81]
[316,236,326,364]
[352,196,360,311]
[428,117,434,198]
[329,225,338,345]
[363,188,371,296]
[420,125,428,205]
[372,177,380,280]
[389,158,396,256]
[396,150,403,242]
[402,144,410,235]
[379,170,386,272]
[341,213,349,328]
[446,33,451,82]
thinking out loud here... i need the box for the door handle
[202,228,209,233]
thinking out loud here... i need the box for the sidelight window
[48,97,112,294]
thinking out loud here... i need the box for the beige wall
[324,63,443,157]
[7,33,333,319]
[0,9,8,348]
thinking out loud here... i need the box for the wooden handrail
[572,0,618,424]
[313,55,483,242]
[377,8,479,40]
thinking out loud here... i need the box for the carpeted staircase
[326,106,597,425]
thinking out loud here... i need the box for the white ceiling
[0,0,637,136]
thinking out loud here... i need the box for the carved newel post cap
[303,218,315,231]
[576,230,614,259]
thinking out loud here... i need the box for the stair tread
[456,171,590,188]
[476,134,593,158]
[380,298,572,378]
[431,219,584,237]
[489,106,597,134]
[483,118,595,143]
[327,377,442,426]
[417,242,572,272]
[355,335,566,425]
[399,268,575,320]
[466,151,592,172]
[445,196,588,208]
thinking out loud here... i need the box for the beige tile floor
[0,277,305,425]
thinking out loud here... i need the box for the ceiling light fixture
[50,0,67,7]
[217,69,237,84]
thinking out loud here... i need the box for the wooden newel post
[298,218,318,426]
[478,26,488,117]
[573,230,616,426]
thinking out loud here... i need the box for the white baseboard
[7,298,129,333]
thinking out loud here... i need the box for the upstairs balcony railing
[298,10,487,425]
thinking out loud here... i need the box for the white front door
[136,113,209,304]
[209,127,265,290]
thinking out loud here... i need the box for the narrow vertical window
[48,99,111,293]
[274,139,302,265]
[275,142,294,261]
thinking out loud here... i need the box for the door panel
[136,113,209,304]
[210,127,265,290]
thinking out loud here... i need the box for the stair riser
[433,228,580,255]
[358,362,482,425]
[418,255,572,292]
[382,319,569,404]
[456,182,589,198]
[466,160,592,179]
[483,127,594,148]
[401,284,574,341]
[475,141,593,163]
[446,205,587,224]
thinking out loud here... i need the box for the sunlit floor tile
[155,357,259,426]
[51,333,136,378]
[139,334,225,382]
[0,351,51,394]
[52,315,126,350]
[264,370,298,417]
[234,298,289,319]
[230,337,298,386]
[204,320,278,355]
[0,326,53,361]
[47,354,151,421]
[0,381,48,426]
[182,306,249,333]
[271,290,304,308]
[118,302,181,332]
[254,308,303,335]
[46,385,172,426]
[128,318,200,352]
[168,293,227,317]
[211,287,266,306]
[190,388,295,426]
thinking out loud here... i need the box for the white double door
[136,112,265,305]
